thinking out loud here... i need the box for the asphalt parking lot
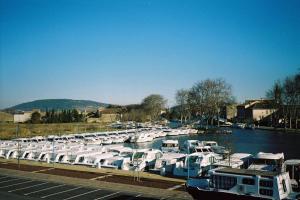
[0,175,164,200]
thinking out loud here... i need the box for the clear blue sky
[0,0,299,108]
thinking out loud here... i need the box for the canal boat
[249,152,284,172]
[186,167,300,200]
[150,152,186,175]
[173,152,219,177]
[283,159,300,191]
[161,140,179,153]
[125,149,163,171]
[213,153,253,169]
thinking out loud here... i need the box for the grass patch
[0,122,118,140]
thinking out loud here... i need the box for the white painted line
[167,183,185,190]
[24,184,65,195]
[31,168,55,173]
[90,174,113,180]
[94,191,121,200]
[135,194,142,197]
[0,178,20,184]
[0,180,34,188]
[63,188,102,200]
[41,186,82,199]
[0,176,8,180]
[8,182,48,192]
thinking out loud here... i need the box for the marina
[1,125,300,199]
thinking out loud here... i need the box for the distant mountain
[5,99,110,112]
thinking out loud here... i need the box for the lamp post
[16,124,20,169]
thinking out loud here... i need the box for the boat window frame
[259,179,273,188]
[259,188,273,197]
[242,178,255,185]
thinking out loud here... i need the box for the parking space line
[90,174,113,180]
[167,183,185,190]
[94,191,121,200]
[0,180,34,189]
[31,168,55,173]
[24,184,65,195]
[63,188,102,200]
[0,178,20,184]
[0,176,8,180]
[41,186,82,199]
[8,182,48,192]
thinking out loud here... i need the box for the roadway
[0,174,162,200]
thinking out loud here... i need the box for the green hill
[5,99,109,112]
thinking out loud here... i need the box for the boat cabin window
[58,155,64,162]
[162,143,178,147]
[282,179,287,192]
[242,178,255,185]
[210,175,237,190]
[40,154,46,160]
[253,158,279,165]
[78,157,84,163]
[259,189,273,196]
[259,180,273,188]
[24,153,29,159]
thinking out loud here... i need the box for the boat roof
[162,140,178,144]
[231,153,253,159]
[256,152,284,160]
[284,159,300,165]
[215,167,281,177]
[160,152,186,159]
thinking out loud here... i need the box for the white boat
[213,153,253,169]
[134,132,154,143]
[283,159,300,191]
[186,167,300,200]
[202,141,229,155]
[151,152,186,175]
[182,140,202,153]
[248,152,284,172]
[161,140,179,153]
[173,152,219,177]
[165,129,181,136]
[124,149,163,171]
[83,137,102,145]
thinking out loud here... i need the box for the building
[237,99,277,122]
[13,109,41,123]
[220,105,237,120]
[13,111,32,123]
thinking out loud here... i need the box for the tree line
[31,109,85,124]
[120,78,234,124]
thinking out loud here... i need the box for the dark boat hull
[186,186,269,200]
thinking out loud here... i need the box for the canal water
[124,129,300,160]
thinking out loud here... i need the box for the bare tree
[283,72,300,129]
[142,94,167,121]
[175,89,191,123]
[266,81,283,127]
[188,78,234,126]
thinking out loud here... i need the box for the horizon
[1,0,299,109]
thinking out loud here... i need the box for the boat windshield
[133,152,144,160]
[188,156,202,167]
[253,159,280,165]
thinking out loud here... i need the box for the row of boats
[11,127,198,145]
[0,128,299,199]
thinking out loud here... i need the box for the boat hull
[186,186,270,200]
